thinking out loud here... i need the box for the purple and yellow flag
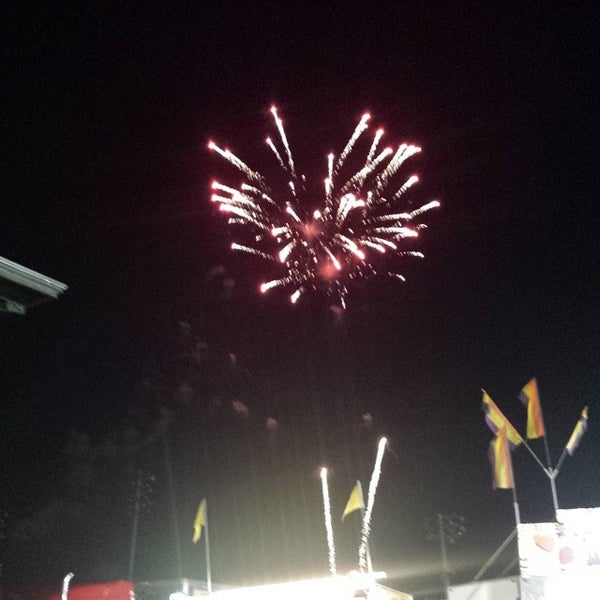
[482,391,523,447]
[519,378,545,439]
[489,428,515,489]
[566,407,588,456]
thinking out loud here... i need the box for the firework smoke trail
[209,106,440,307]
[359,437,387,571]
[320,467,337,576]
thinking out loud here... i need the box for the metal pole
[128,470,143,581]
[518,429,560,512]
[163,433,183,579]
[554,446,568,476]
[473,529,517,581]
[511,486,521,525]
[204,504,212,594]
[520,438,547,472]
[438,514,450,596]
[542,431,559,511]
[546,467,559,513]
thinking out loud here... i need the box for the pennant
[193,499,207,543]
[489,428,515,489]
[342,482,364,521]
[566,407,588,456]
[482,391,522,447]
[519,378,545,439]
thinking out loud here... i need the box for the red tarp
[49,580,133,600]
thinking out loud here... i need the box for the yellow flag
[342,482,364,521]
[193,499,206,543]
[566,406,588,456]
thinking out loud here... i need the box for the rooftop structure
[0,256,68,314]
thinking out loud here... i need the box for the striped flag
[489,428,515,489]
[482,391,523,447]
[519,378,545,439]
[566,407,588,456]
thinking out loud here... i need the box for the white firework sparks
[320,467,337,577]
[209,106,439,307]
[359,437,387,572]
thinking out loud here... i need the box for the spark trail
[320,467,337,576]
[359,437,387,572]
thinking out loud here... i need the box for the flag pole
[511,484,521,525]
[204,503,212,594]
[520,429,559,513]
[509,437,520,526]
[356,481,373,573]
[519,438,546,470]
[194,500,212,594]
[543,433,560,512]
[553,446,569,476]
[537,381,560,511]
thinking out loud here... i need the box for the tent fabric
[49,580,133,600]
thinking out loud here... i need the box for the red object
[49,580,133,600]
[559,545,575,564]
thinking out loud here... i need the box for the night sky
[2,4,599,599]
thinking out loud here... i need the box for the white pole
[61,573,74,600]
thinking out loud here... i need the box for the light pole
[438,513,450,592]
[427,513,466,598]
[128,469,156,581]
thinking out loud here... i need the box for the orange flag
[519,378,545,439]
[482,391,522,447]
[489,428,515,489]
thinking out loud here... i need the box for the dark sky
[2,4,599,598]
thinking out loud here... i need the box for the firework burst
[209,106,439,308]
